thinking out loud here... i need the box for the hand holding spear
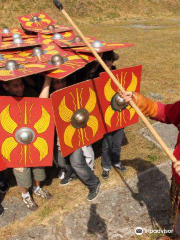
[52,0,177,164]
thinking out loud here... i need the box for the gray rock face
[0,197,31,228]
[149,92,163,100]
[139,122,179,152]
[7,162,172,240]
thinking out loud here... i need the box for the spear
[53,0,177,163]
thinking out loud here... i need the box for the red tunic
[153,101,180,186]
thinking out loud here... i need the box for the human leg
[112,128,126,171]
[13,168,38,211]
[69,148,100,200]
[82,145,95,171]
[102,133,113,170]
[32,167,52,199]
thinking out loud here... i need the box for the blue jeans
[102,128,124,170]
[69,149,100,189]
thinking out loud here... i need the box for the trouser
[102,128,124,170]
[69,148,100,189]
[82,145,95,171]
[13,167,46,189]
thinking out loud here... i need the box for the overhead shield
[0,44,61,81]
[0,37,41,51]
[0,97,54,168]
[0,28,26,38]
[38,31,76,46]
[51,79,104,157]
[65,37,135,53]
[46,50,95,79]
[18,12,73,34]
[96,65,142,133]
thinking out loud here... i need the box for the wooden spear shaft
[53,0,177,163]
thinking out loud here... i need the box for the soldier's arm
[119,91,158,118]
[119,91,176,124]
[39,76,52,98]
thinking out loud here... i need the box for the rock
[0,197,31,228]
[149,92,163,100]
[139,122,178,151]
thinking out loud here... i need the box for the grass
[1,1,180,239]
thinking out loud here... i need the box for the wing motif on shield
[0,102,50,165]
[104,71,138,127]
[58,88,98,148]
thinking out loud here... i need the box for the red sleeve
[153,102,180,127]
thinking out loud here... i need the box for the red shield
[96,65,142,133]
[53,36,97,48]
[51,79,104,157]
[0,38,41,51]
[38,31,76,46]
[0,43,61,68]
[18,12,73,34]
[0,44,61,81]
[67,38,134,53]
[0,97,54,168]
[0,28,25,38]
[46,50,95,79]
[0,154,7,171]
[0,61,58,82]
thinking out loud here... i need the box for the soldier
[1,76,52,211]
[119,90,180,240]
[100,51,126,179]
[50,77,100,200]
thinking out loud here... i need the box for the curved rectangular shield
[96,65,142,133]
[0,97,54,168]
[51,79,104,157]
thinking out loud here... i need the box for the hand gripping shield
[97,65,142,133]
[0,97,54,168]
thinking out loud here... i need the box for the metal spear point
[53,0,177,163]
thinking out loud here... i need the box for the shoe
[60,175,73,185]
[113,163,126,172]
[58,169,65,180]
[0,204,4,217]
[102,170,109,179]
[87,183,101,201]
[0,180,8,193]
[23,195,38,211]
[34,188,52,200]
[70,173,78,180]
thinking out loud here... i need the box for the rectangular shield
[38,31,76,46]
[46,50,95,79]
[0,38,41,51]
[18,12,73,34]
[0,97,54,168]
[96,65,142,134]
[51,79,104,157]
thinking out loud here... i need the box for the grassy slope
[0,0,180,28]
